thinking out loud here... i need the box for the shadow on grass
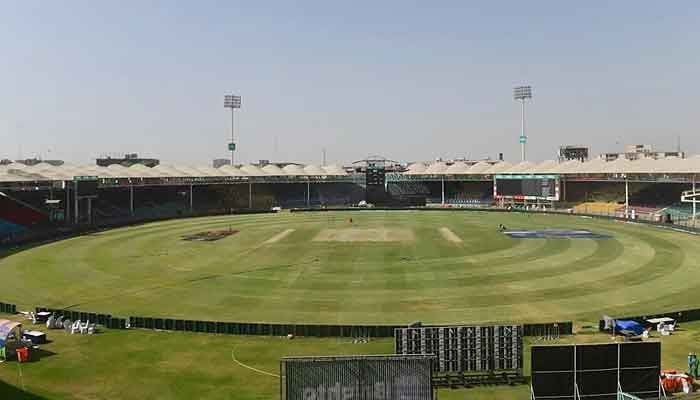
[28,348,58,363]
[0,378,50,400]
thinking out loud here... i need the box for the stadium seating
[0,219,26,239]
[663,204,696,219]
[573,202,620,215]
[0,193,46,225]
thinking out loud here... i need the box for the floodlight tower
[224,94,242,165]
[513,86,532,161]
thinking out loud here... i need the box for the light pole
[513,86,532,162]
[224,94,242,165]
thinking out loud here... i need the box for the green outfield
[1,317,699,400]
[1,210,699,324]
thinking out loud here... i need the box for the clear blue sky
[1,1,698,165]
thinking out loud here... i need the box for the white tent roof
[601,157,630,174]
[194,166,224,177]
[445,161,470,174]
[282,164,307,176]
[303,165,326,175]
[322,165,347,176]
[466,161,492,174]
[408,162,428,173]
[2,156,700,183]
[151,165,181,177]
[424,162,448,174]
[218,165,248,176]
[261,164,285,176]
[526,160,557,174]
[240,165,266,176]
[482,161,513,174]
[551,160,582,174]
[575,158,607,174]
[500,161,534,174]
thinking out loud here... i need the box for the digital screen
[496,179,555,198]
[76,180,100,197]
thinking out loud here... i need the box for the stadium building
[1,155,699,244]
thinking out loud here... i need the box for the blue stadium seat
[0,218,27,239]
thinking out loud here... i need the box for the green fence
[26,305,572,337]
[36,307,127,330]
[0,302,16,314]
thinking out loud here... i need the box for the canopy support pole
[625,179,629,218]
[74,182,79,225]
[693,176,696,225]
[248,181,253,209]
[441,176,445,205]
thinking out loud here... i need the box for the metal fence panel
[395,325,524,374]
[282,355,434,400]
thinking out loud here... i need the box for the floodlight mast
[224,95,242,165]
[513,86,532,162]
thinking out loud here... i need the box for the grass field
[2,316,700,400]
[2,210,700,399]
[1,210,700,325]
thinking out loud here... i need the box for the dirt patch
[263,229,295,244]
[313,228,414,242]
[439,227,462,243]
[181,229,238,242]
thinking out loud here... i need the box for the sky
[1,1,699,166]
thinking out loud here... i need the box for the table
[22,330,47,345]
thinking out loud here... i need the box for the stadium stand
[572,202,619,215]
[0,192,48,228]
[0,192,50,243]
[0,219,26,239]
[1,157,699,244]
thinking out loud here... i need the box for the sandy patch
[313,228,414,242]
[439,227,462,243]
[263,229,295,244]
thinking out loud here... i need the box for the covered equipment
[614,320,645,336]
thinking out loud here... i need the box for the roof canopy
[0,319,21,347]
[1,156,700,183]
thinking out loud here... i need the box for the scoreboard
[365,165,386,186]
[495,175,560,201]
[74,176,100,197]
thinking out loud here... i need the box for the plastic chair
[79,320,90,334]
[71,320,81,335]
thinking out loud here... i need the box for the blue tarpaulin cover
[615,320,645,335]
